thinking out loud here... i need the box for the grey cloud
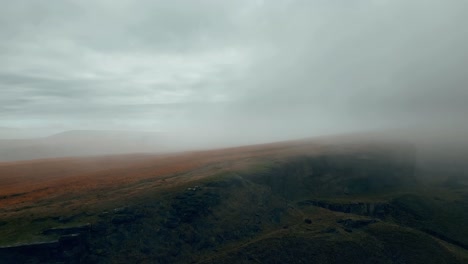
[0,0,244,53]
[228,1,468,129]
[1,0,468,143]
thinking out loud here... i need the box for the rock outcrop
[298,200,392,218]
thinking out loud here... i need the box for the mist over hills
[0,130,171,161]
[1,0,468,262]
[0,127,315,161]
[2,128,468,180]
[0,127,56,139]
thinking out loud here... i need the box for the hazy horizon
[1,1,468,154]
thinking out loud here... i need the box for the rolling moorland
[0,130,172,162]
[0,137,468,263]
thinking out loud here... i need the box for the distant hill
[0,130,176,161]
[0,127,55,139]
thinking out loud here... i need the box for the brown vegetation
[0,139,323,216]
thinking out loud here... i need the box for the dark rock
[98,211,109,217]
[111,215,135,224]
[304,218,312,224]
[0,240,60,264]
[337,218,377,229]
[323,227,338,233]
[298,199,392,218]
[43,223,91,236]
[91,222,108,234]
[169,190,220,224]
[0,234,86,264]
[59,234,82,249]
[113,206,135,215]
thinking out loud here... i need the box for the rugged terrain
[0,138,467,263]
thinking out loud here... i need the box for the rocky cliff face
[298,200,392,218]
[0,230,86,263]
[248,152,417,200]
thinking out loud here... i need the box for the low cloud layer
[1,0,468,143]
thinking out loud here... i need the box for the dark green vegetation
[1,143,468,263]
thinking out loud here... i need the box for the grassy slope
[0,139,467,263]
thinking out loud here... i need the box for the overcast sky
[1,0,468,141]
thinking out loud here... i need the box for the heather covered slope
[0,139,467,263]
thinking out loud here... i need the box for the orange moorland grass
[0,139,324,214]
